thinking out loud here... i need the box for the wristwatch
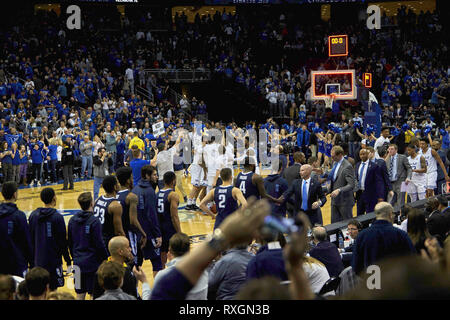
[207,228,228,252]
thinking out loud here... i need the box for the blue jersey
[325,142,333,157]
[1,149,13,164]
[19,152,28,165]
[213,185,238,230]
[11,150,20,165]
[48,145,58,161]
[156,189,177,240]
[318,140,325,153]
[93,195,118,246]
[130,159,150,187]
[235,171,260,199]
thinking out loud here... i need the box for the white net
[324,94,336,109]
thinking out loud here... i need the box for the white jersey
[408,154,426,183]
[224,144,235,170]
[216,150,235,174]
[192,144,204,165]
[203,143,220,177]
[419,147,437,173]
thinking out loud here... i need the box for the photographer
[93,147,113,201]
[61,140,74,190]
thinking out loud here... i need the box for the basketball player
[156,171,181,268]
[418,138,449,198]
[93,175,125,249]
[204,135,220,194]
[235,136,262,175]
[115,167,147,264]
[234,156,279,202]
[212,143,235,187]
[28,187,71,291]
[199,168,247,230]
[131,165,163,277]
[186,135,208,211]
[405,144,427,202]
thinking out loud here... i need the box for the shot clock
[328,35,348,57]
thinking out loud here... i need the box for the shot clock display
[328,35,348,57]
[363,73,372,88]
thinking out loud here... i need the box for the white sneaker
[37,181,41,187]
[29,183,34,187]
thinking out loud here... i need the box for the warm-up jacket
[68,210,108,273]
[0,202,32,277]
[263,174,289,217]
[132,179,161,242]
[28,207,71,272]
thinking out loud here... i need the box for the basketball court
[15,166,357,297]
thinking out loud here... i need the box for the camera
[261,215,304,243]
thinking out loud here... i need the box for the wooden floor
[17,167,356,298]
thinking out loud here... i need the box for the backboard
[310,69,357,100]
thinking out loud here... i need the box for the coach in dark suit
[282,151,305,218]
[355,149,384,215]
[367,146,394,202]
[385,144,412,212]
[328,146,356,223]
[281,164,326,226]
[282,151,305,186]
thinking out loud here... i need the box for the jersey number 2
[218,194,226,209]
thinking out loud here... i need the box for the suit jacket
[375,159,393,200]
[427,208,450,240]
[385,153,412,182]
[282,163,301,187]
[330,158,355,206]
[355,161,384,204]
[352,220,415,275]
[283,178,326,217]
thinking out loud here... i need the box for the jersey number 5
[157,198,164,213]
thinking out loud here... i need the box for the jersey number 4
[239,181,246,195]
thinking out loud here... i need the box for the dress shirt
[301,178,311,199]
[390,153,398,182]
[333,158,344,181]
[358,161,369,190]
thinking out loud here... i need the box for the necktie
[330,162,338,181]
[358,162,366,190]
[302,180,308,211]
[389,156,395,181]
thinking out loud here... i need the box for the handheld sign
[152,121,165,137]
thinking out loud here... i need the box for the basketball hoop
[324,94,336,109]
